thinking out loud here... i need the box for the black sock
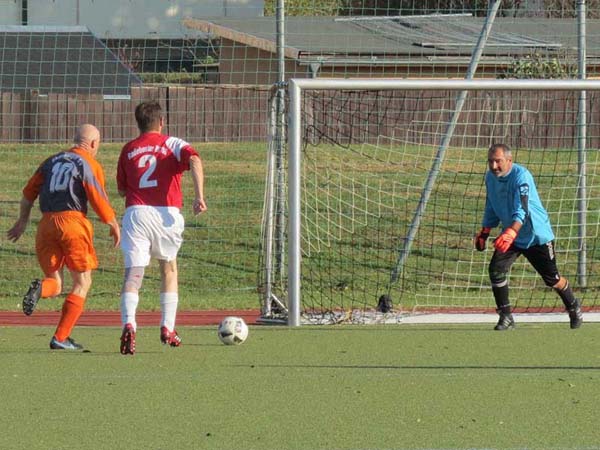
[555,281,577,309]
[492,285,511,315]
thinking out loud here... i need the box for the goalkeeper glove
[474,227,491,251]
[494,227,518,253]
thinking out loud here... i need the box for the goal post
[282,78,600,326]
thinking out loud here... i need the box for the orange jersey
[22,147,115,224]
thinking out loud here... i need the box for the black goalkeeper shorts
[489,240,561,287]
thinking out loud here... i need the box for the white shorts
[120,205,184,268]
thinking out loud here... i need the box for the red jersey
[117,132,199,208]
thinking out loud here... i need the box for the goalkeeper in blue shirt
[474,143,583,330]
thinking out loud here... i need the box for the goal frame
[287,78,600,326]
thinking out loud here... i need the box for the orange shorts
[36,211,98,274]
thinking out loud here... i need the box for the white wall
[0,1,22,24]
[0,0,264,38]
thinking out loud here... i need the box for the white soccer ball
[217,316,249,345]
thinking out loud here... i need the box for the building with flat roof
[185,15,599,84]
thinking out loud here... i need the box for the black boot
[494,309,515,331]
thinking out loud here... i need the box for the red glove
[474,227,491,251]
[494,227,518,253]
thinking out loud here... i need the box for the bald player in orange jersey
[7,124,120,350]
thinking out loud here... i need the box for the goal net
[260,79,600,324]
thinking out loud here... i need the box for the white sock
[160,292,178,331]
[121,292,139,331]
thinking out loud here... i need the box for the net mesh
[271,87,600,323]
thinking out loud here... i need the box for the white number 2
[138,154,158,188]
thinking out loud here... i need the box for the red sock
[41,278,60,298]
[54,294,85,341]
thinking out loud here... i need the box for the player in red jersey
[7,124,121,350]
[117,101,206,355]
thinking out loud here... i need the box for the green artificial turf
[1,323,599,450]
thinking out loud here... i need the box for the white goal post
[286,78,600,327]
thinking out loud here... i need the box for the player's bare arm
[107,217,121,247]
[190,155,207,215]
[507,221,522,233]
[7,197,34,242]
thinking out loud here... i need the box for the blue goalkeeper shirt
[482,163,554,249]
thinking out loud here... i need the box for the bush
[499,52,578,79]
[138,72,207,84]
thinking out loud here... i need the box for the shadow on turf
[249,363,600,370]
[291,327,505,332]
[0,344,222,354]
[288,325,582,332]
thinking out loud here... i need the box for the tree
[263,0,600,18]
[264,0,524,17]
[264,0,342,16]
[541,0,600,18]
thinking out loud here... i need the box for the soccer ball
[217,316,249,345]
